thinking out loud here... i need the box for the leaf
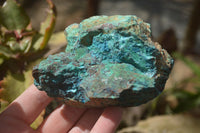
[22,37,33,53]
[0,58,42,109]
[0,60,45,126]
[0,56,4,65]
[12,37,32,53]
[48,32,66,46]
[171,90,200,113]
[32,33,44,51]
[0,45,16,58]
[0,99,9,113]
[30,109,45,129]
[1,69,33,103]
[0,0,30,30]
[33,0,56,50]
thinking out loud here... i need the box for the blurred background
[20,0,200,53]
[0,0,200,132]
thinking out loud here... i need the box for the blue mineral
[32,15,174,107]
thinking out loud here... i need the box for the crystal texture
[32,15,174,107]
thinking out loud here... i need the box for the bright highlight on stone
[33,15,174,107]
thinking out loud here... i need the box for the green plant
[0,0,56,128]
[0,0,56,74]
[168,53,200,113]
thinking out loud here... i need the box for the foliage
[168,53,200,113]
[0,0,57,129]
[0,0,56,67]
[30,110,45,129]
[0,69,33,104]
[170,87,200,113]
[0,0,30,30]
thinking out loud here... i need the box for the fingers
[69,108,104,133]
[38,104,86,133]
[1,84,52,124]
[0,83,123,133]
[39,106,123,133]
[0,114,38,133]
[90,107,123,133]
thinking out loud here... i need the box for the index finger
[1,84,52,124]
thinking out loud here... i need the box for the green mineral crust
[33,15,174,107]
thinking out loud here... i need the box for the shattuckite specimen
[33,15,174,107]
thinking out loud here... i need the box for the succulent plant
[0,0,56,67]
[0,0,56,128]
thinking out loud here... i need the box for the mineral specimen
[32,15,174,107]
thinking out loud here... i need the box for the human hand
[0,85,123,133]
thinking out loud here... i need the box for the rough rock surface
[32,15,174,107]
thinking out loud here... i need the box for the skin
[0,84,123,133]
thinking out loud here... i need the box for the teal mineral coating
[33,15,174,107]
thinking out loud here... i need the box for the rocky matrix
[32,15,174,107]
